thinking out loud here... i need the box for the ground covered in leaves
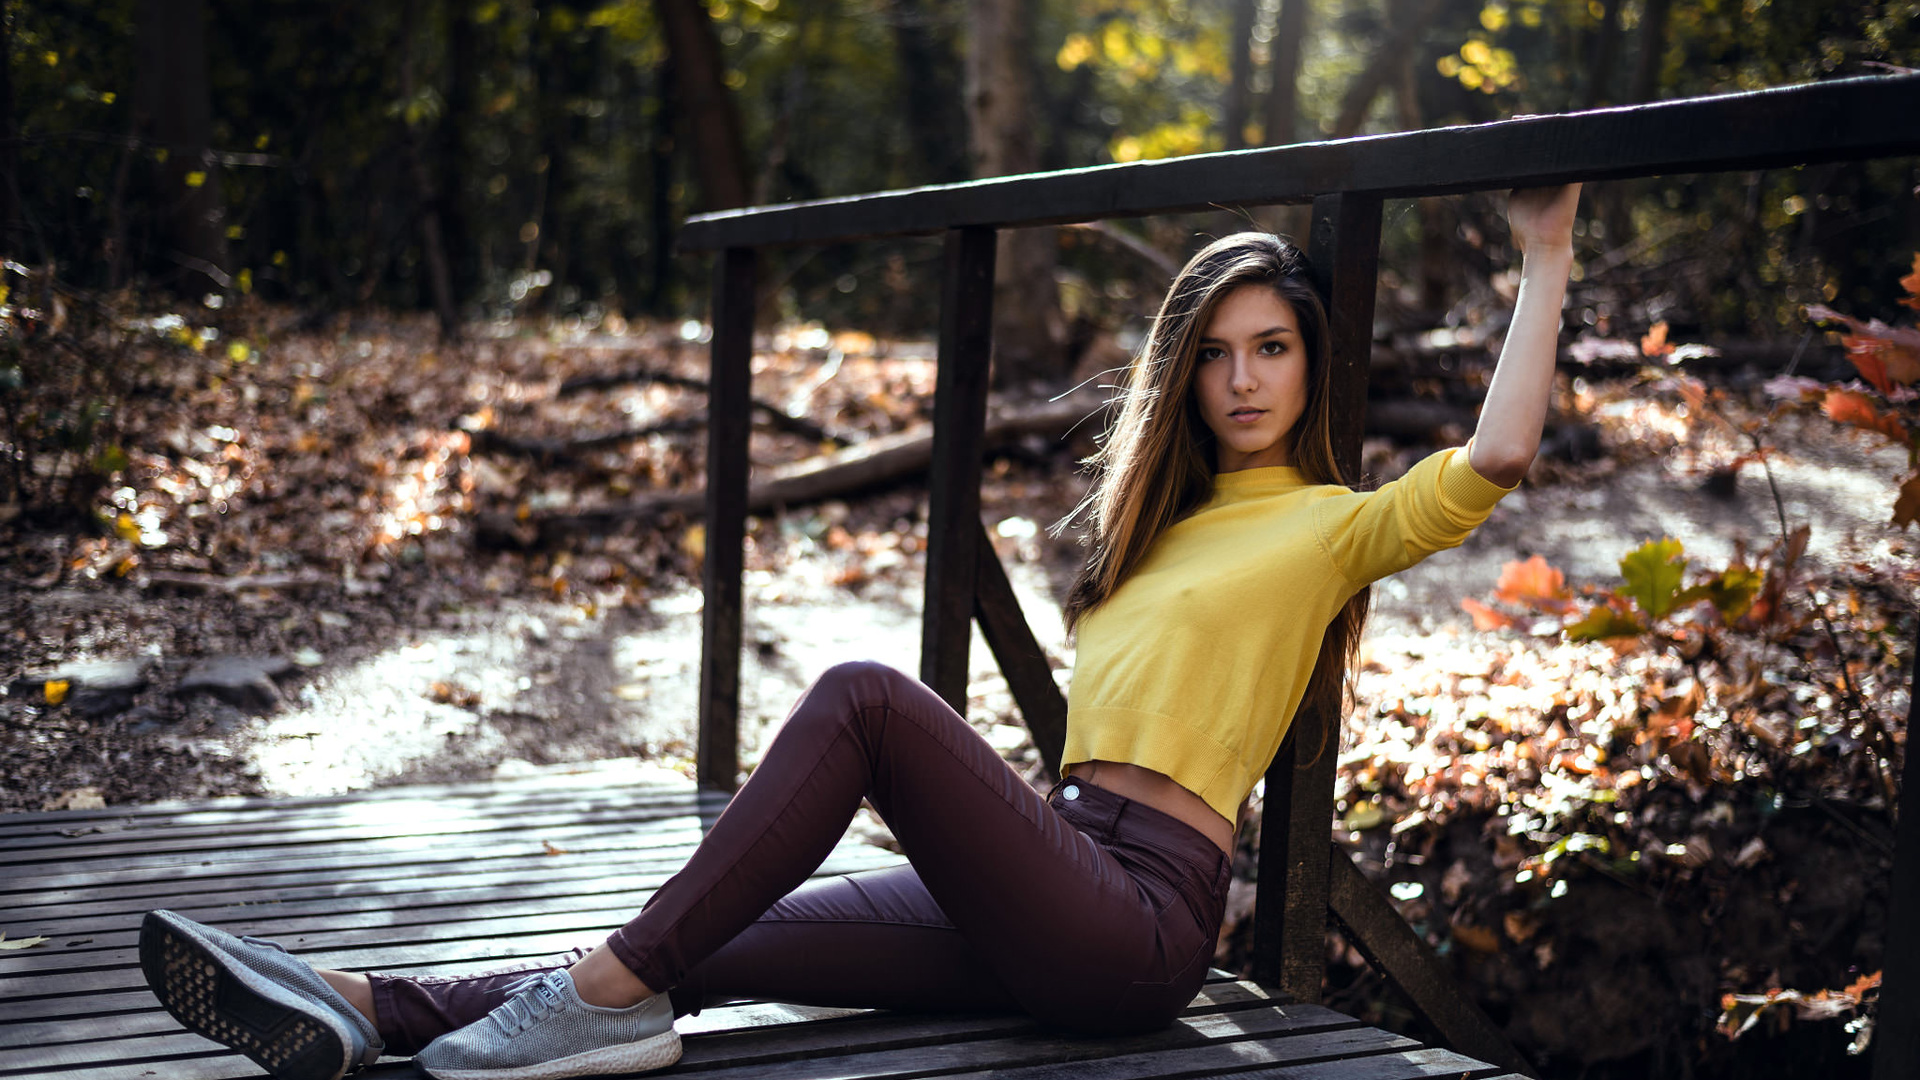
[4,295,1916,1080]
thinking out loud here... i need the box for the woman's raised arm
[1467,183,1582,488]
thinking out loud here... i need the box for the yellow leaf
[681,523,707,563]
[185,171,206,188]
[1056,33,1095,71]
[237,268,252,294]
[1343,800,1387,831]
[43,679,70,705]
[0,934,49,950]
[0,284,9,306]
[114,511,141,542]
[227,342,250,363]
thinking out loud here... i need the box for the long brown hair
[1059,231,1371,733]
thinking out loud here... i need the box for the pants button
[1062,784,1080,800]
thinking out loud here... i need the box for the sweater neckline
[1211,466,1309,502]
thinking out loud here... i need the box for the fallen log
[475,390,1109,547]
[550,363,846,447]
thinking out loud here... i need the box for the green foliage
[1472,538,1766,645]
[1617,536,1690,621]
[7,0,1920,335]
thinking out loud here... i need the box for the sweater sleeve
[1312,445,1515,585]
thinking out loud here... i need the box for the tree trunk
[888,0,970,184]
[1629,0,1673,103]
[1223,0,1257,150]
[440,0,478,304]
[646,56,678,313]
[0,0,17,255]
[401,1,459,337]
[966,0,1062,387]
[135,0,226,290]
[1263,0,1308,144]
[1585,0,1622,108]
[1332,0,1444,139]
[1395,56,1448,315]
[653,0,751,211]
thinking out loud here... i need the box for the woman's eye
[1198,347,1224,362]
[1260,340,1286,355]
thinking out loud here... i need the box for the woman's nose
[1230,353,1258,392]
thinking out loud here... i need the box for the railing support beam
[1872,616,1920,1078]
[920,227,997,711]
[697,246,756,793]
[973,523,1068,779]
[1252,191,1382,999]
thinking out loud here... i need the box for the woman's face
[1192,284,1308,472]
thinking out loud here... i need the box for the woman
[139,184,1579,1080]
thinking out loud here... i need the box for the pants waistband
[1047,776,1232,893]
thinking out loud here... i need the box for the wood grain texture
[699,246,757,792]
[2,775,1500,1079]
[679,75,1920,249]
[920,227,997,709]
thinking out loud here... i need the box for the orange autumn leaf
[1807,303,1920,389]
[1896,474,1920,529]
[1493,554,1573,613]
[1460,597,1518,631]
[1902,253,1920,311]
[1822,389,1909,443]
[1845,971,1883,999]
[1640,321,1674,358]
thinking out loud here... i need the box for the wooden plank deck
[0,765,1511,1080]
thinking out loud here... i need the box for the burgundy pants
[367,661,1231,1055]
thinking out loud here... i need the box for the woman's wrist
[1516,239,1575,265]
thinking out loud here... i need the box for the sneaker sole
[138,912,354,1080]
[419,1028,683,1080]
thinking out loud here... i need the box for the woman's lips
[1229,408,1265,423]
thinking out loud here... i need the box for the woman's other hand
[1507,184,1581,258]
[1466,184,1581,488]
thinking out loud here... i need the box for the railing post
[920,227,997,711]
[1872,617,1920,1079]
[698,246,756,792]
[1252,192,1382,999]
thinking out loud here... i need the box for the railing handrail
[679,73,1920,251]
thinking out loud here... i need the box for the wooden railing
[676,74,1920,1079]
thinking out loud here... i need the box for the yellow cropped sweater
[1063,446,1515,823]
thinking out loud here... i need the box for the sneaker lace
[487,972,567,1037]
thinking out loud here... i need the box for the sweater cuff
[1442,443,1518,513]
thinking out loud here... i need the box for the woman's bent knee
[806,660,914,708]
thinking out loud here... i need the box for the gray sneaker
[414,968,680,1080]
[139,909,383,1080]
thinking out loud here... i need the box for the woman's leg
[365,865,1018,1056]
[384,659,1226,1057]
[602,660,1218,1032]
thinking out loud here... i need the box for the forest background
[9,1,1920,1079]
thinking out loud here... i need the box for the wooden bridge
[1,765,1521,1079]
[6,74,1920,1079]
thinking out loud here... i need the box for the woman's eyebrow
[1198,325,1297,344]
